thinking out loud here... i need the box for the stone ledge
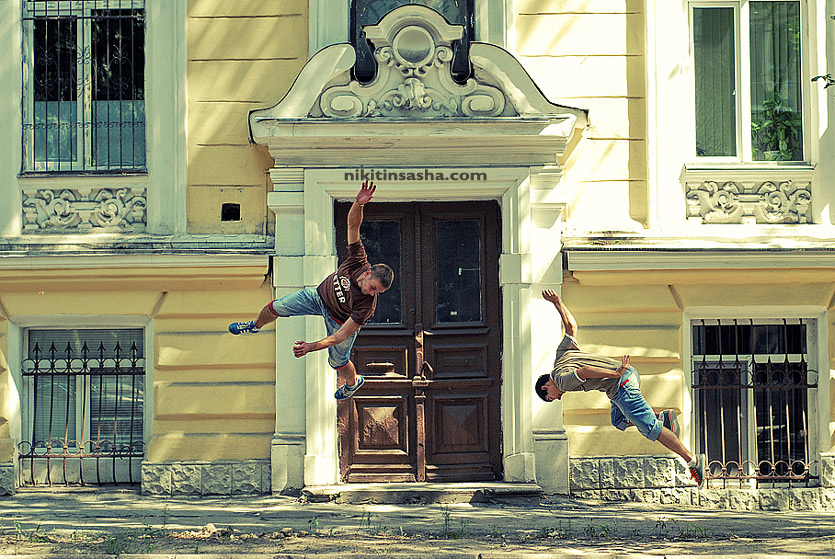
[571,456,685,491]
[141,460,270,496]
[570,486,835,510]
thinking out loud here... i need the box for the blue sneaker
[334,375,364,400]
[228,321,260,335]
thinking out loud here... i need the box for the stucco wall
[0,265,275,494]
[515,0,647,231]
[560,268,835,458]
[186,0,308,235]
[0,314,12,468]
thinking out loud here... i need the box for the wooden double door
[336,201,503,483]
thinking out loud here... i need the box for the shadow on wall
[186,2,309,235]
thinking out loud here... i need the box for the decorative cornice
[565,248,835,271]
[0,253,269,270]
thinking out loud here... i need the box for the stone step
[301,482,542,505]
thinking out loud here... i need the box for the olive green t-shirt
[550,334,623,400]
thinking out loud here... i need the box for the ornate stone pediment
[317,7,506,118]
[250,5,586,126]
[249,6,586,168]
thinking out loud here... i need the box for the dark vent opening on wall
[221,203,241,222]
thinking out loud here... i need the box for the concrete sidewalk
[0,488,833,557]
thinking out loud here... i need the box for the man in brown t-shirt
[229,180,394,400]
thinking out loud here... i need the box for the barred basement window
[22,1,146,173]
[691,318,818,488]
[19,329,145,486]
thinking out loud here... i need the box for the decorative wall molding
[685,179,812,224]
[22,186,147,232]
[318,7,506,118]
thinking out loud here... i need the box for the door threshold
[301,482,541,505]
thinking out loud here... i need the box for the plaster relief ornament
[318,6,507,118]
[685,179,811,224]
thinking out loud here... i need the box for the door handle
[421,361,434,376]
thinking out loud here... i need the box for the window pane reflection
[436,219,481,323]
[360,220,402,324]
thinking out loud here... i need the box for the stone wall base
[570,455,835,510]
[141,460,271,496]
[0,463,14,495]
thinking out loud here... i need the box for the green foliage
[751,88,802,161]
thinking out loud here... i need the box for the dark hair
[535,374,552,402]
[370,263,394,289]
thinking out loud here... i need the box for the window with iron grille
[19,329,145,486]
[22,0,146,173]
[691,318,818,488]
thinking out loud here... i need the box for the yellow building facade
[0,0,833,509]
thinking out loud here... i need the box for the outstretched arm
[293,318,362,358]
[347,180,376,245]
[542,289,578,337]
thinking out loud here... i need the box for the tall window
[351,0,475,83]
[22,1,146,173]
[691,319,817,488]
[19,329,145,486]
[691,1,803,161]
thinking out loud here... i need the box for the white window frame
[7,316,154,466]
[683,308,827,484]
[21,0,147,173]
[2,1,186,237]
[688,0,809,164]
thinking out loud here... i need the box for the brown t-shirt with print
[317,240,377,325]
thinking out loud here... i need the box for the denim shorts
[269,288,359,369]
[610,367,663,441]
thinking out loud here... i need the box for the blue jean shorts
[610,367,663,441]
[270,288,358,369]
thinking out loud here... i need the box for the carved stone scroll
[22,186,147,233]
[318,6,508,118]
[685,179,812,224]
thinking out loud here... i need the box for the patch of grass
[438,506,469,539]
[581,523,611,539]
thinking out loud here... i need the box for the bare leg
[656,427,694,464]
[335,360,357,387]
[253,303,279,329]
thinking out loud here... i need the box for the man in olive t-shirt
[534,289,705,487]
[228,180,394,400]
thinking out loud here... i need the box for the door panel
[422,205,502,481]
[336,201,501,482]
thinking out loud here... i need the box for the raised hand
[542,289,561,305]
[618,355,631,373]
[355,180,376,205]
